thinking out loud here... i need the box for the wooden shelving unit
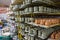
[10,0,60,40]
[11,0,60,11]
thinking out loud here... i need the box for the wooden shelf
[15,15,20,17]
[12,1,59,11]
[21,22,60,29]
[9,14,15,16]
[20,22,60,39]
[13,8,23,11]
[20,12,60,17]
[15,21,21,23]
[20,1,59,10]
[26,22,60,28]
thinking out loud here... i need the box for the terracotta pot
[50,30,60,39]
[45,19,51,26]
[55,31,60,39]
[35,19,38,24]
[50,32,57,39]
[37,19,40,24]
[40,19,46,25]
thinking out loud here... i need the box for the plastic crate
[0,36,12,40]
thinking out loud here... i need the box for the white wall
[0,0,11,5]
[0,13,8,20]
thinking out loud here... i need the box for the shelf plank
[20,12,60,17]
[27,22,60,28]
[20,22,60,29]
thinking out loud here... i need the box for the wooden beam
[11,0,23,5]
[54,2,60,4]
[0,4,9,7]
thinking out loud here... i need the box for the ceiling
[0,0,60,7]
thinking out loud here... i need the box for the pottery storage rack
[10,0,60,40]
